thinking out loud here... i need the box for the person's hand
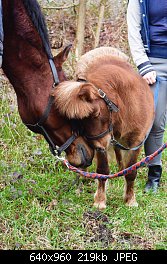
[142,71,156,85]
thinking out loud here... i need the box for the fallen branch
[42,3,79,10]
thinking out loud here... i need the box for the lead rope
[55,142,167,180]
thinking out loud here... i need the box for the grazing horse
[1,0,94,167]
[52,47,154,209]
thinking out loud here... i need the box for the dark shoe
[144,180,159,193]
[144,165,162,193]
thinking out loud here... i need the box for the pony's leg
[114,148,140,206]
[94,150,109,210]
[122,149,141,207]
[114,148,124,170]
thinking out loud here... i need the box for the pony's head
[51,81,112,151]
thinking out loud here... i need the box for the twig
[42,4,79,10]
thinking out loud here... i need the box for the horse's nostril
[79,145,93,168]
[80,144,85,155]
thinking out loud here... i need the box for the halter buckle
[110,137,117,146]
[98,89,106,98]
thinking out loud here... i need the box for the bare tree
[94,0,105,48]
[75,0,87,60]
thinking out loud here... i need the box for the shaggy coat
[53,47,154,209]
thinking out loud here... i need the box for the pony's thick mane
[22,0,52,58]
[76,47,129,80]
[52,81,97,119]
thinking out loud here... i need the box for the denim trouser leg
[144,57,167,166]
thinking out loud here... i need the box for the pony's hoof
[126,200,138,207]
[93,201,106,210]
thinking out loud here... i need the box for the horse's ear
[54,44,72,65]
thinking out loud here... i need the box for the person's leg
[0,0,3,67]
[144,58,167,192]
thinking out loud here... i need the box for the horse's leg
[122,149,141,207]
[114,147,140,206]
[94,149,109,210]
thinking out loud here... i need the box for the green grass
[0,79,167,250]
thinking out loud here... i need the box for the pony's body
[53,47,154,209]
[2,0,93,167]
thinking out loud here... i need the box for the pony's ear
[78,83,99,102]
[52,81,100,119]
[78,83,100,118]
[53,44,72,66]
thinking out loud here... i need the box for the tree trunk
[75,0,86,60]
[94,2,105,48]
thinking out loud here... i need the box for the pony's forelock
[52,81,95,119]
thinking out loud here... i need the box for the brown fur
[52,81,100,119]
[2,0,94,168]
[76,47,129,80]
[53,47,154,209]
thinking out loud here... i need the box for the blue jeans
[144,57,167,166]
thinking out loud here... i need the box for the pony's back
[76,47,129,80]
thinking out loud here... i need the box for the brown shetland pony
[52,47,154,209]
[2,0,94,168]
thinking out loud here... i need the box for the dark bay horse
[1,0,94,167]
[52,47,154,209]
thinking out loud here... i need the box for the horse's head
[51,81,112,152]
[2,0,94,168]
[42,47,94,168]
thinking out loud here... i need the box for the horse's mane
[22,0,52,58]
[76,47,129,80]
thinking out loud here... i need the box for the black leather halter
[25,63,119,156]
[82,87,119,141]
[83,86,149,152]
[25,58,79,156]
[76,79,119,142]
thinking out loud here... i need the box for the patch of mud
[83,211,154,249]
[83,211,114,247]
[118,232,153,250]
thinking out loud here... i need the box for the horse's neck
[2,1,52,123]
[3,40,52,123]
